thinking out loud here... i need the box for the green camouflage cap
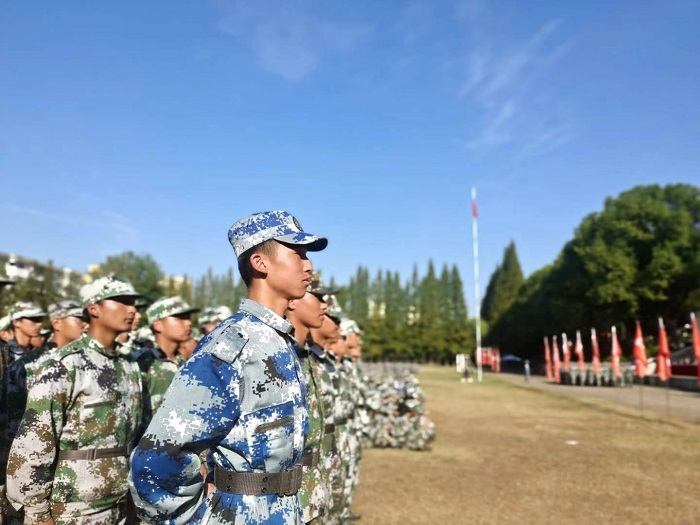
[0,315,11,331]
[339,318,363,336]
[199,305,232,326]
[147,296,200,325]
[9,301,47,321]
[48,299,84,319]
[135,326,156,344]
[308,271,338,297]
[80,275,141,306]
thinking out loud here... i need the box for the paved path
[493,372,700,424]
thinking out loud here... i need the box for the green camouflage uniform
[295,342,333,523]
[134,346,183,420]
[342,358,366,514]
[328,354,354,524]
[6,332,143,525]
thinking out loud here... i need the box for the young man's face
[203,322,218,335]
[318,314,341,343]
[179,337,198,360]
[295,292,326,329]
[131,311,142,331]
[265,242,313,300]
[13,317,43,338]
[153,314,192,344]
[0,328,13,343]
[92,296,137,333]
[52,315,87,343]
[347,332,362,358]
[329,335,348,356]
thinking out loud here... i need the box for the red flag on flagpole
[633,321,648,379]
[544,336,552,381]
[552,335,561,384]
[611,326,622,379]
[691,313,700,385]
[575,330,585,375]
[561,333,570,373]
[657,317,671,382]
[472,194,478,219]
[591,328,601,376]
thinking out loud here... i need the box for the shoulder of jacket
[53,340,86,361]
[208,322,250,364]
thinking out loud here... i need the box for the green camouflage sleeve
[6,357,72,524]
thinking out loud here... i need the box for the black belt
[214,464,303,496]
[324,423,335,434]
[301,449,320,468]
[58,445,131,461]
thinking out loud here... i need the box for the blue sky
[2,0,699,313]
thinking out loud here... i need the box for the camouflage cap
[147,296,200,325]
[308,271,338,297]
[0,315,11,331]
[48,299,84,319]
[80,275,141,306]
[135,326,156,344]
[339,318,363,336]
[8,301,47,321]
[199,305,232,326]
[228,210,328,258]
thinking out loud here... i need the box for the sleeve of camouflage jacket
[6,359,72,525]
[129,350,241,525]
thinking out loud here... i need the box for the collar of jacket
[239,298,294,336]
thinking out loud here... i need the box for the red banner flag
[633,321,648,379]
[657,318,671,382]
[591,328,601,376]
[472,195,478,219]
[611,326,622,379]
[544,336,552,381]
[692,313,700,385]
[561,333,571,373]
[575,330,585,375]
[552,335,561,383]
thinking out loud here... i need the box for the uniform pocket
[241,401,295,471]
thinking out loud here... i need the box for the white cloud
[217,0,372,82]
[460,13,572,155]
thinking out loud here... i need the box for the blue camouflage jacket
[129,299,309,525]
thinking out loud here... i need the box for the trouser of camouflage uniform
[326,423,350,525]
[299,433,340,525]
[343,430,361,515]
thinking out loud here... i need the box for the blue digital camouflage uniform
[129,299,309,525]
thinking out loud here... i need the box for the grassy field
[352,365,700,524]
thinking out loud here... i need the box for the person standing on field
[130,211,327,525]
[6,276,144,525]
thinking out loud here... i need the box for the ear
[86,303,100,319]
[50,318,61,332]
[287,299,298,311]
[250,252,269,276]
[152,320,163,335]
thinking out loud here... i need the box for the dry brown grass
[353,366,700,524]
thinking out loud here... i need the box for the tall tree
[482,242,524,324]
[92,251,165,303]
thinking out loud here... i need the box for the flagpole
[471,187,482,383]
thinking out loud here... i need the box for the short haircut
[238,239,278,287]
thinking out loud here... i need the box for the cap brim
[310,286,339,297]
[276,232,328,252]
[173,307,201,316]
